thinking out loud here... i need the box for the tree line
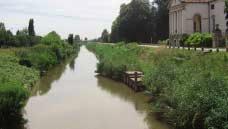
[0,19,81,47]
[99,0,169,43]
[0,19,40,47]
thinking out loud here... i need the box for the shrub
[16,44,58,71]
[185,33,212,47]
[0,81,29,118]
[41,31,62,45]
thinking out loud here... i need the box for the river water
[21,46,170,129]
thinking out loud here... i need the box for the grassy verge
[0,43,79,120]
[86,43,228,129]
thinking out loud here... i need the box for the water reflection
[30,56,77,96]
[0,113,26,129]
[97,76,170,129]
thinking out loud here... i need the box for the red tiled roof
[182,0,211,3]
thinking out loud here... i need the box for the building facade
[169,0,226,46]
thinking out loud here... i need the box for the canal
[22,46,170,129]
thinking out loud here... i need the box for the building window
[211,4,215,10]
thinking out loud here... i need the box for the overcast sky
[0,0,131,39]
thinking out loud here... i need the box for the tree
[84,37,88,43]
[41,31,62,45]
[68,34,74,45]
[0,22,5,31]
[154,0,169,41]
[0,22,6,47]
[110,0,169,43]
[101,29,109,43]
[15,29,30,47]
[28,19,35,36]
[74,35,81,43]
[110,0,152,43]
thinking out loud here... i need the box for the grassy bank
[86,43,228,129]
[0,38,79,120]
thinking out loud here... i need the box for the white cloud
[0,0,131,39]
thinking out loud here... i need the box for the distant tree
[84,37,88,43]
[110,0,169,43]
[101,29,109,43]
[68,34,74,45]
[0,22,6,47]
[110,0,152,43]
[74,35,81,43]
[154,0,169,41]
[41,31,62,45]
[28,19,35,36]
[0,22,5,31]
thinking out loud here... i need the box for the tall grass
[87,43,228,129]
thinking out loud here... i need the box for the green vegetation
[87,43,151,80]
[0,20,40,47]
[95,0,169,43]
[101,29,110,43]
[87,43,228,129]
[184,33,213,47]
[0,20,80,120]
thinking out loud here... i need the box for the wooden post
[188,44,190,51]
[201,47,204,52]
[134,72,137,82]
[194,46,197,51]
[217,48,219,52]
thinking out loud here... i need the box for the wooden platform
[123,71,145,92]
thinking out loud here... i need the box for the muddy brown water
[19,46,170,129]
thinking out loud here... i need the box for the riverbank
[86,43,228,129]
[0,42,80,121]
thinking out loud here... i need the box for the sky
[0,0,131,39]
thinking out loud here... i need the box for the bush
[0,81,29,118]
[41,31,62,45]
[16,44,58,71]
[185,33,212,47]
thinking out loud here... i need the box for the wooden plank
[129,77,142,82]
[125,71,143,75]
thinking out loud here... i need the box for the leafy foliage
[185,33,212,47]
[110,0,169,43]
[68,34,74,45]
[0,81,29,117]
[41,31,62,45]
[101,29,109,43]
[28,19,35,36]
[0,21,39,47]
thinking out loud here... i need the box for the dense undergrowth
[86,43,228,129]
[0,32,79,120]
